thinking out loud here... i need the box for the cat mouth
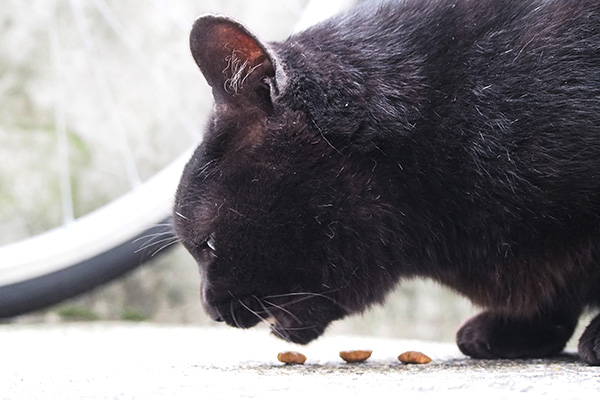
[206,296,335,344]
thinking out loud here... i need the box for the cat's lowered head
[174,0,600,364]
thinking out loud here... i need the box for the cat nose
[202,300,225,322]
[200,283,224,322]
[207,307,225,323]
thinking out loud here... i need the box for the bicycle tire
[0,152,190,318]
[0,220,173,318]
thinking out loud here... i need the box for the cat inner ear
[190,14,286,110]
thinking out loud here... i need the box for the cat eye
[198,234,216,255]
[192,234,217,263]
[206,235,216,252]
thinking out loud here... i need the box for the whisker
[174,211,189,221]
[261,291,335,299]
[260,269,361,313]
[260,299,303,324]
[133,231,175,244]
[263,291,352,313]
[132,219,177,255]
[137,235,176,251]
[237,299,269,325]
[261,283,347,299]
[135,236,178,253]
[274,325,319,332]
[237,299,292,340]
[230,299,241,329]
[252,296,276,321]
[150,238,181,257]
[148,222,174,227]
[249,297,292,342]
[278,295,337,309]
[149,224,174,230]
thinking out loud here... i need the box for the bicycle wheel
[0,0,355,318]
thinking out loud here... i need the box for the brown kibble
[398,351,432,364]
[339,350,373,363]
[277,351,307,364]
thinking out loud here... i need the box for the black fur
[173,0,600,364]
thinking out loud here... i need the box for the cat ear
[190,14,287,108]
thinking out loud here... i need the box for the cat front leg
[578,314,600,365]
[456,309,579,360]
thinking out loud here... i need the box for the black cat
[173,0,600,365]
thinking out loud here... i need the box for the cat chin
[267,303,346,344]
[214,305,328,344]
[203,291,347,343]
[269,318,327,345]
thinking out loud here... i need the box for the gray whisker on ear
[223,51,262,95]
[196,159,218,178]
[174,211,189,221]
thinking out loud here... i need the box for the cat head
[173,15,398,344]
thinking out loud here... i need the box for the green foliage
[120,310,148,322]
[57,307,100,321]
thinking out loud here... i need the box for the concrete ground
[1,323,598,399]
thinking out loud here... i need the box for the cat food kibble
[277,351,307,364]
[398,351,432,364]
[339,350,373,363]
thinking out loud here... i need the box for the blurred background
[0,0,479,342]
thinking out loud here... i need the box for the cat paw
[456,312,500,359]
[578,314,600,366]
[456,311,575,359]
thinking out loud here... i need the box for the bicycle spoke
[147,0,190,31]
[70,0,142,188]
[280,0,306,18]
[50,0,75,226]
[91,0,200,142]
